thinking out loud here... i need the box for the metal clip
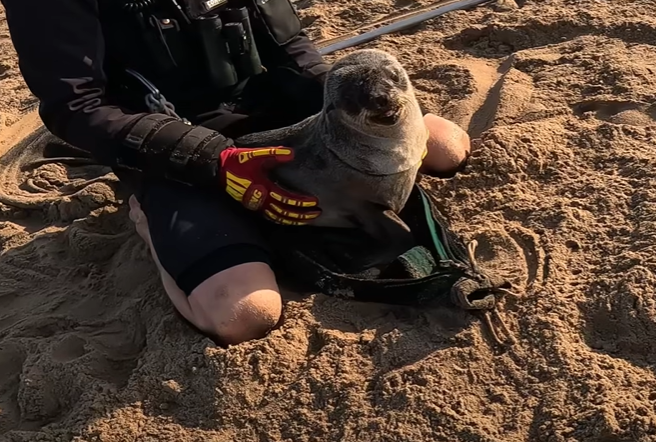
[124,69,190,124]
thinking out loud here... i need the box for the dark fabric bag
[270,183,516,345]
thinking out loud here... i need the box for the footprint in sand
[442,20,656,58]
[0,341,26,434]
[65,218,133,263]
[412,55,538,138]
[470,224,545,296]
[51,334,88,363]
[581,266,656,368]
[6,334,90,425]
[572,99,656,126]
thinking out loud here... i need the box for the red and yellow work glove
[219,146,321,226]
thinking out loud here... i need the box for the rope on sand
[0,126,117,211]
[317,0,490,55]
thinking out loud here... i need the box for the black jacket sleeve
[281,31,331,83]
[1,0,232,188]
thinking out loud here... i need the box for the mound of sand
[2,0,656,441]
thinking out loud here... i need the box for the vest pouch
[221,7,264,79]
[145,15,194,74]
[250,0,302,45]
[193,14,240,90]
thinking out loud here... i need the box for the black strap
[117,114,178,169]
[271,184,511,308]
[168,125,219,171]
[167,128,233,186]
[122,113,177,151]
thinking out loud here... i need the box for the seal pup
[235,48,428,265]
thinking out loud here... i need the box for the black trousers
[138,67,324,296]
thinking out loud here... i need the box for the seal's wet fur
[236,49,428,266]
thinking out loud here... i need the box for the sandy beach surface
[2,0,656,441]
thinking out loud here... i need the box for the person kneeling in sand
[3,0,470,345]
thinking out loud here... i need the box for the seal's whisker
[397,95,411,107]
[356,112,369,127]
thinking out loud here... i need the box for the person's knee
[421,113,471,177]
[187,262,283,346]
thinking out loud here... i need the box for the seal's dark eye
[384,67,403,85]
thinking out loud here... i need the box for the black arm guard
[117,113,234,188]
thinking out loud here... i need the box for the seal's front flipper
[351,206,415,269]
[234,116,315,150]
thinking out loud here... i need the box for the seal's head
[324,49,418,129]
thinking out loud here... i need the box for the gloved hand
[219,146,321,226]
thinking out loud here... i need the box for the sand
[2,0,656,440]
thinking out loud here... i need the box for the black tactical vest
[97,0,304,117]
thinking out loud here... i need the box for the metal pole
[318,0,490,55]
